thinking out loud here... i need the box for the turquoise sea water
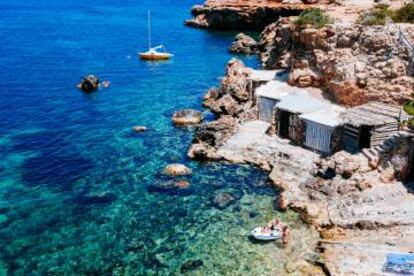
[0,1,317,274]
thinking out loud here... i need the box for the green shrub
[392,3,414,23]
[404,94,414,126]
[359,4,393,25]
[295,8,333,28]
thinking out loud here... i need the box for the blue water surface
[0,0,291,274]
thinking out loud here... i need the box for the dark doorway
[278,110,291,139]
[408,154,414,181]
[359,125,372,149]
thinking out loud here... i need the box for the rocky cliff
[185,0,319,30]
[259,18,414,106]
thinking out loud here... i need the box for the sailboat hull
[139,52,173,60]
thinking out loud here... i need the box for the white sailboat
[139,10,173,60]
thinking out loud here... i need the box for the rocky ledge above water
[185,0,320,30]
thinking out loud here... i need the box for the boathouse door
[305,122,332,154]
[359,125,372,149]
[278,110,291,139]
[258,97,278,123]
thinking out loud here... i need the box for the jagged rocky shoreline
[185,1,414,275]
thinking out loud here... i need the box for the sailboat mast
[148,10,151,50]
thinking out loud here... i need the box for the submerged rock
[163,164,192,176]
[174,180,190,189]
[147,180,192,196]
[81,191,117,204]
[172,109,203,125]
[132,126,148,132]
[180,259,203,273]
[77,74,99,92]
[0,214,9,225]
[212,191,236,209]
[230,33,258,54]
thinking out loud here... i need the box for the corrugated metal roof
[300,106,346,128]
[255,80,298,100]
[249,69,280,81]
[275,93,333,114]
[341,102,402,127]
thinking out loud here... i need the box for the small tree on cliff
[393,3,414,23]
[295,8,333,29]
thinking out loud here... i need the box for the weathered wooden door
[305,122,333,154]
[258,97,278,123]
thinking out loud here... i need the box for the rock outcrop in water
[172,109,203,125]
[163,164,192,176]
[77,74,99,92]
[132,126,148,132]
[259,18,414,106]
[229,33,258,54]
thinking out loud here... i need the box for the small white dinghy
[251,227,281,241]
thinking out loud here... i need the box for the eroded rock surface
[259,19,414,106]
[185,0,314,30]
[189,59,258,160]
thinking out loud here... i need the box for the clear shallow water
[0,1,316,274]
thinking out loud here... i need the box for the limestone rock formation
[188,59,257,160]
[229,33,258,54]
[185,1,310,30]
[259,20,414,106]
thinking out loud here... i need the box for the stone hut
[255,81,292,123]
[341,102,403,153]
[274,93,332,145]
[299,106,345,154]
